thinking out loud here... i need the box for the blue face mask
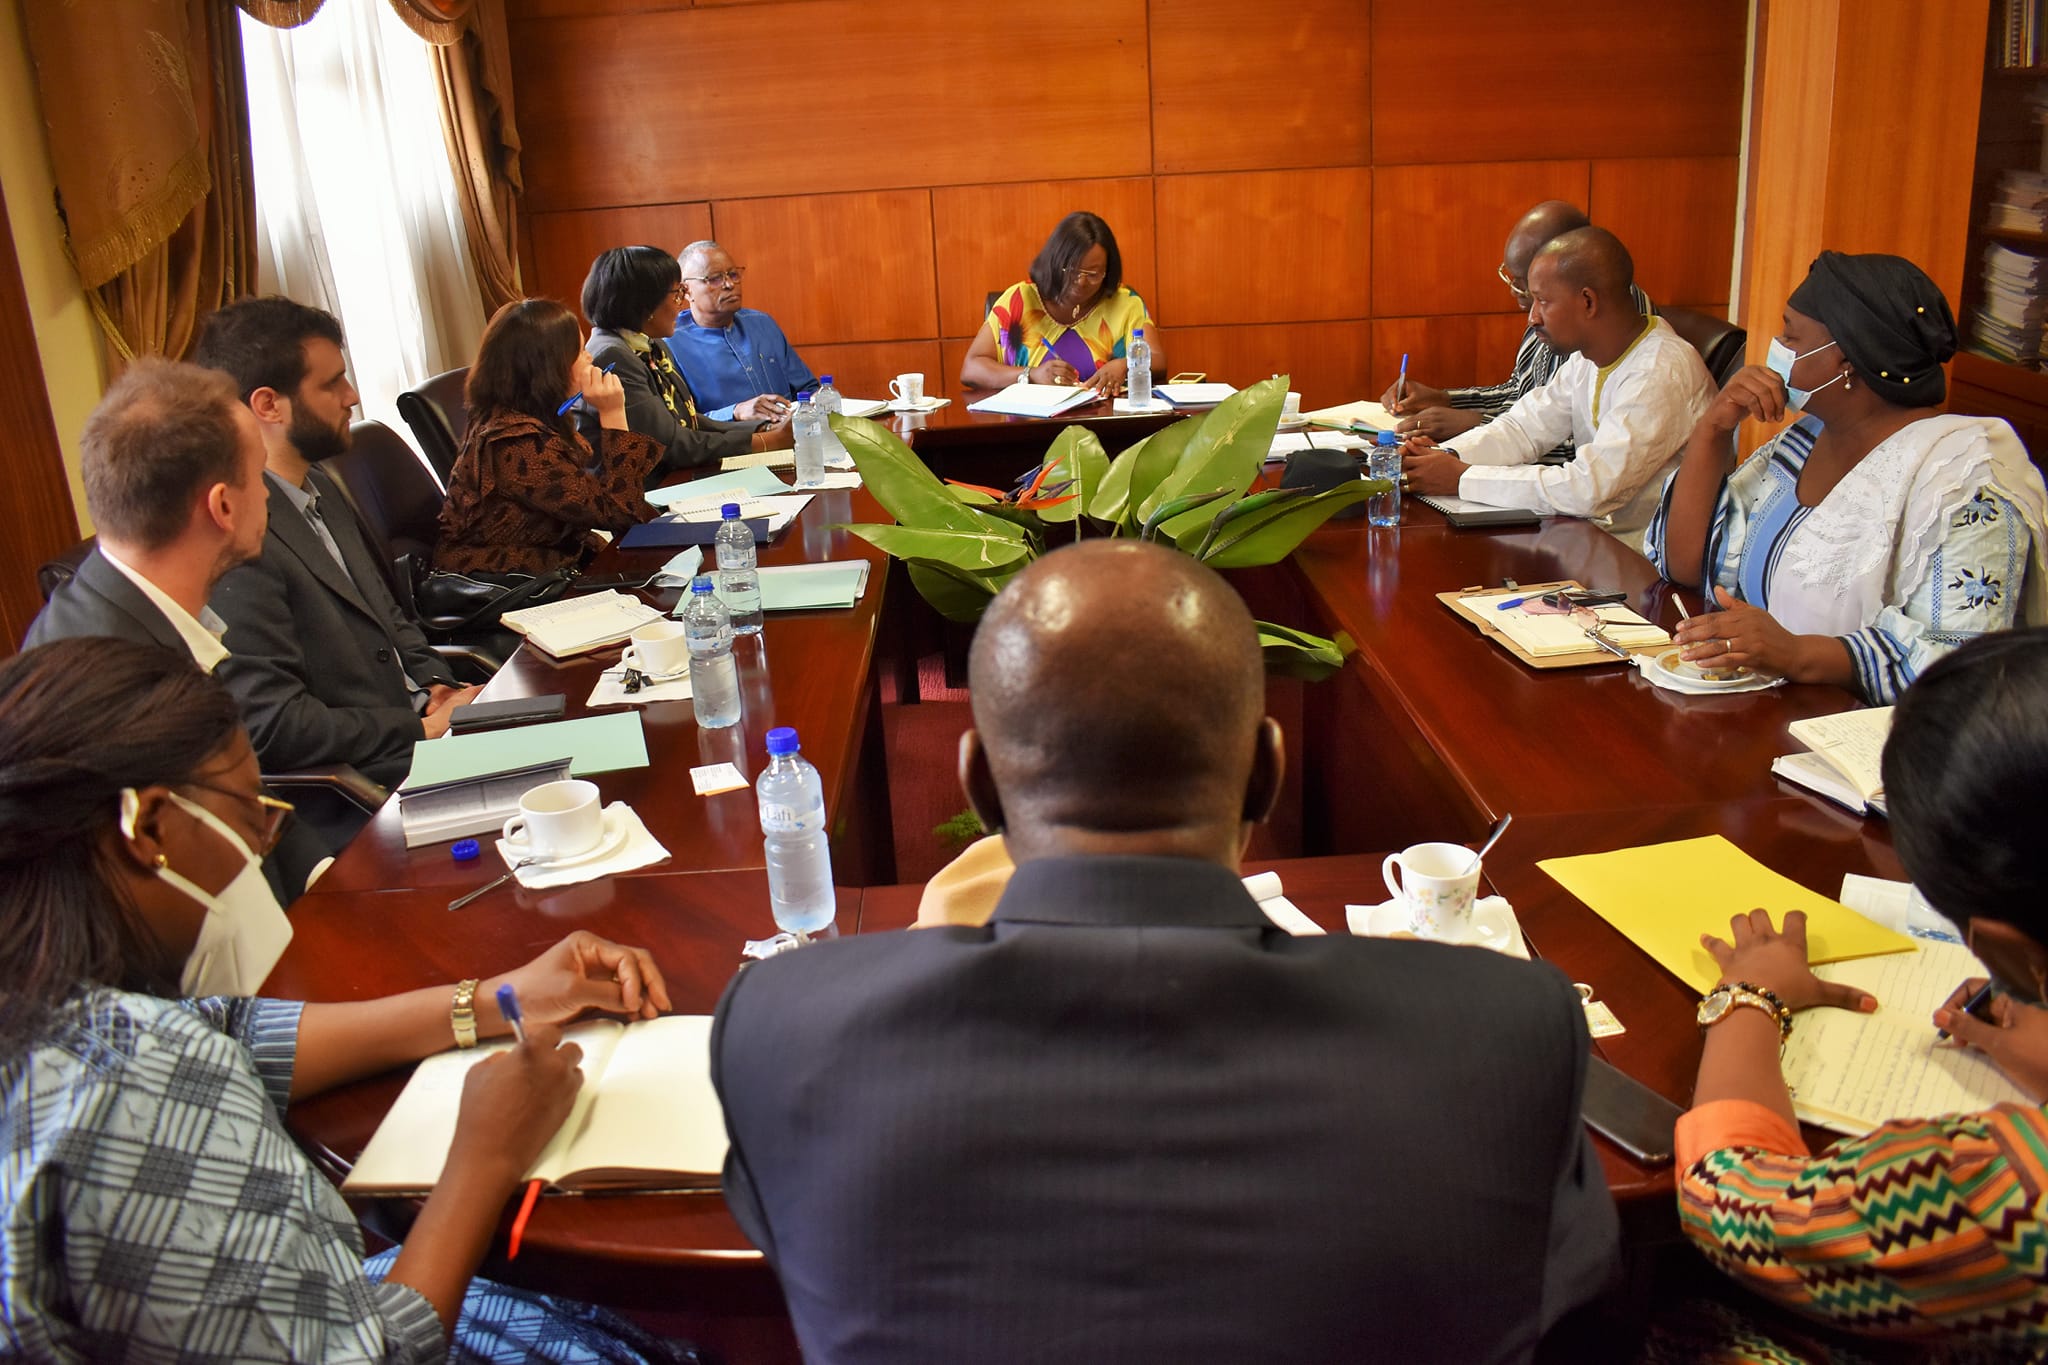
[1765,337,1844,409]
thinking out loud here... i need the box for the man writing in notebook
[1400,227,1714,552]
[196,298,479,846]
[712,540,1619,1364]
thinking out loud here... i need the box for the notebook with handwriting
[342,1015,727,1194]
[1774,707,1892,814]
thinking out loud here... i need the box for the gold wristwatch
[1697,981,1793,1041]
[451,978,481,1049]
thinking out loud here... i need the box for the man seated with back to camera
[711,539,1620,1365]
[1400,226,1714,552]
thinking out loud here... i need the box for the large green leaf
[1181,486,1316,556]
[906,562,1003,623]
[1036,426,1109,525]
[1142,488,1234,542]
[1257,623,1356,681]
[837,415,1019,538]
[1137,374,1288,531]
[1089,417,1198,529]
[845,523,1033,573]
[1201,479,1387,567]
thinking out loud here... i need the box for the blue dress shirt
[668,310,817,419]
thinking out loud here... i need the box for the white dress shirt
[1449,315,1716,552]
[99,545,231,674]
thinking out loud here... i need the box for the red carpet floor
[880,656,980,885]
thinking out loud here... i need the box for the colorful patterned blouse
[1675,1097,2048,1359]
[985,282,1152,379]
[436,411,662,577]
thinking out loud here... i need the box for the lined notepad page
[1303,399,1400,431]
[500,591,663,656]
[1462,591,1669,657]
[966,384,1097,418]
[1787,707,1893,803]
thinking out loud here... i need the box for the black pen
[1936,980,1996,1041]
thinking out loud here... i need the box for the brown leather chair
[1660,305,1748,387]
[396,366,468,486]
[320,420,446,593]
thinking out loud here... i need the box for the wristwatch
[451,978,481,1049]
[1697,981,1793,1041]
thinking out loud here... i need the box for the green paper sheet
[399,712,650,791]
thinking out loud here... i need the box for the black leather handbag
[414,563,579,634]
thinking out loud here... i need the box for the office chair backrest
[396,366,469,486]
[320,420,445,591]
[36,538,95,602]
[1660,306,1749,388]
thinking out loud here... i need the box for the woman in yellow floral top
[1657,627,2048,1363]
[961,212,1158,397]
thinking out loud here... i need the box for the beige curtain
[22,0,258,367]
[428,0,523,314]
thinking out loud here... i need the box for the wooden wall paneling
[797,340,945,404]
[508,0,1152,211]
[1166,321,1373,409]
[1149,0,1371,174]
[527,203,715,324]
[710,191,937,346]
[1372,0,1747,165]
[507,0,682,17]
[1368,314,1531,399]
[1370,161,1589,317]
[0,176,81,653]
[931,178,1158,340]
[1152,169,1373,327]
[1589,156,1740,309]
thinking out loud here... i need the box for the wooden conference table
[271,393,1908,1346]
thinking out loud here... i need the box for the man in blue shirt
[667,239,816,421]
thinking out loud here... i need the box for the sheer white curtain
[241,0,486,440]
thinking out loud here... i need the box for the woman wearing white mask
[1646,251,2048,703]
[0,638,694,1362]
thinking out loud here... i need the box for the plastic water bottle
[681,576,741,729]
[1127,328,1152,411]
[813,374,852,464]
[1368,430,1403,528]
[756,726,836,937]
[791,391,826,488]
[714,503,763,636]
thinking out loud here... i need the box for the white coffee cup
[503,779,604,860]
[890,373,926,406]
[1382,841,1481,939]
[1283,390,1302,420]
[620,619,691,679]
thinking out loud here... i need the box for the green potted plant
[835,376,1383,680]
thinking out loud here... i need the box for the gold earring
[154,854,168,868]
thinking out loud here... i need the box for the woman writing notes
[0,638,688,1362]
[960,211,1158,395]
[1657,629,2048,1358]
[1646,251,2048,703]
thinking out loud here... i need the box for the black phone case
[1580,1056,1683,1166]
[448,694,567,735]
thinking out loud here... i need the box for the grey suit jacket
[715,854,1620,1365]
[209,470,452,790]
[584,329,755,480]
[23,548,193,656]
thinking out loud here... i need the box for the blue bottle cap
[1376,429,1399,446]
[691,575,714,593]
[820,374,834,384]
[796,390,813,402]
[451,838,481,861]
[766,726,800,756]
[722,502,742,519]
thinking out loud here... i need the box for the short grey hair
[678,239,722,273]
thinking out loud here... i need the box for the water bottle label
[759,801,817,833]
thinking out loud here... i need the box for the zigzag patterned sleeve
[1677,1100,2048,1348]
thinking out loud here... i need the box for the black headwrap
[1787,251,1957,406]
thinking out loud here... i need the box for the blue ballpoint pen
[496,983,528,1043]
[1397,352,1410,405]
[556,361,619,416]
[1936,980,1995,1041]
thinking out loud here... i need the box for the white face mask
[120,787,293,996]
[1765,337,1844,410]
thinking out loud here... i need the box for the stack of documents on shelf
[1772,707,1891,816]
[1970,235,2048,365]
[399,712,651,791]
[758,560,871,610]
[396,757,572,849]
[1303,399,1400,433]
[1783,940,2029,1136]
[501,591,663,659]
[1537,834,1913,993]
[967,383,1098,418]
[343,1016,727,1193]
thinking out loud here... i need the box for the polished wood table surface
[312,485,897,895]
[893,385,1182,485]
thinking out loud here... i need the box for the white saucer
[502,806,632,871]
[1275,416,1311,432]
[621,661,689,684]
[886,397,943,413]
[1652,647,1756,689]
[1348,897,1527,957]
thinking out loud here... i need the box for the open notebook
[500,591,663,659]
[343,1015,727,1194]
[1773,707,1892,815]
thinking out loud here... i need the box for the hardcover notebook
[499,590,663,659]
[966,383,1098,418]
[1773,707,1892,815]
[342,1015,728,1194]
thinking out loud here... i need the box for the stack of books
[1971,236,2048,368]
[2000,0,2047,69]
[1984,169,2048,235]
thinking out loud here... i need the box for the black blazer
[583,329,755,479]
[23,547,192,656]
[210,470,453,790]
[713,854,1621,1365]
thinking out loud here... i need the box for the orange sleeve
[1675,1098,1809,1167]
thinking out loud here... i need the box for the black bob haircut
[582,246,682,333]
[1027,212,1122,309]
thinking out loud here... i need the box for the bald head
[1535,226,1634,301]
[965,541,1274,860]
[1505,201,1591,277]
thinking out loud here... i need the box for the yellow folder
[1537,835,1914,993]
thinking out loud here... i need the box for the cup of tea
[890,373,927,406]
[620,619,691,679]
[502,779,604,860]
[1382,841,1481,940]
[1283,390,1302,420]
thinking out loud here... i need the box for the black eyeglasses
[683,268,745,288]
[182,783,296,856]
